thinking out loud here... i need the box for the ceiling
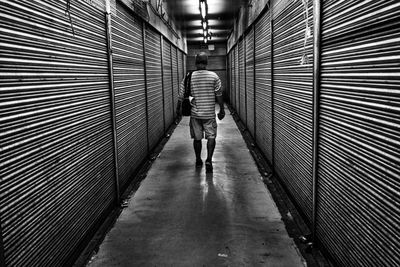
[164,0,246,44]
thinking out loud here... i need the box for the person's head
[195,52,208,69]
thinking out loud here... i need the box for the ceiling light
[200,0,207,19]
[202,21,207,30]
[203,30,207,37]
[204,37,208,44]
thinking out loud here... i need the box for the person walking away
[176,52,225,173]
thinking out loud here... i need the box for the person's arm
[214,75,225,120]
[217,95,225,120]
[176,78,185,117]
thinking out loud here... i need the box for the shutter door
[171,46,179,118]
[0,1,115,266]
[183,54,187,79]
[317,1,400,266]
[112,2,147,190]
[235,45,239,113]
[238,39,245,122]
[245,27,255,137]
[230,47,236,109]
[145,26,164,150]
[228,52,233,105]
[255,10,272,163]
[272,0,314,221]
[178,50,183,86]
[162,39,173,128]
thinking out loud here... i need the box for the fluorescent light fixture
[204,37,208,43]
[202,21,207,30]
[200,0,206,19]
[203,30,207,37]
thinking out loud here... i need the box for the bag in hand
[182,71,194,116]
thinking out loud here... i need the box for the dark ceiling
[164,0,246,44]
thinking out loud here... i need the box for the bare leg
[206,138,215,163]
[193,140,202,160]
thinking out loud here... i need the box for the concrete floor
[87,110,305,267]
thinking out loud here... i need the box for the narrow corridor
[87,110,305,266]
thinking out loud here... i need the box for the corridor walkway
[87,110,305,266]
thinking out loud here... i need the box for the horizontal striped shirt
[179,70,222,119]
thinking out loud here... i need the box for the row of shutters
[227,0,399,266]
[0,0,185,266]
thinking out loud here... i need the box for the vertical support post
[142,22,150,153]
[160,36,166,133]
[312,0,322,243]
[0,219,5,267]
[253,25,256,142]
[105,1,120,205]
[244,36,247,126]
[270,3,275,172]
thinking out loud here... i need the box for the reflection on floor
[88,110,305,267]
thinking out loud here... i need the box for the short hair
[195,52,208,65]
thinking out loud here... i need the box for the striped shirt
[179,70,222,119]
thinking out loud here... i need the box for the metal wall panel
[245,27,255,137]
[171,46,179,119]
[112,2,147,191]
[238,39,246,123]
[162,39,173,128]
[317,1,400,266]
[0,0,115,265]
[145,26,164,150]
[255,10,273,163]
[273,0,314,221]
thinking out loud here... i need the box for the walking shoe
[205,161,213,173]
[195,159,203,168]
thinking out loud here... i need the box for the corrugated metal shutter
[0,0,115,266]
[171,46,179,119]
[162,39,173,128]
[255,9,273,163]
[112,2,147,190]
[235,45,240,113]
[183,53,187,78]
[228,50,233,105]
[317,1,400,266]
[178,50,183,86]
[238,39,245,122]
[245,27,255,137]
[144,26,164,150]
[273,0,314,221]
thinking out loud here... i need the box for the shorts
[189,117,217,140]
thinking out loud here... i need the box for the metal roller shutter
[112,2,147,190]
[235,45,239,113]
[228,52,233,104]
[183,54,187,79]
[162,39,173,128]
[144,26,164,151]
[229,48,235,108]
[0,0,115,266]
[171,46,179,119]
[255,10,273,163]
[317,1,400,266]
[245,27,255,137]
[178,50,184,86]
[273,0,314,221]
[238,39,246,123]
